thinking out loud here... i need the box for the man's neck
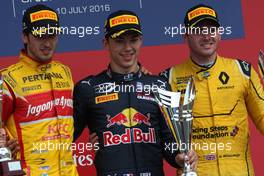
[110,63,139,74]
[190,52,217,66]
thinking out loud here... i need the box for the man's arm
[246,65,264,134]
[1,79,19,157]
[73,81,89,141]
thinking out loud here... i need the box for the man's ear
[103,38,109,50]
[183,33,188,44]
[22,33,29,44]
[139,35,143,46]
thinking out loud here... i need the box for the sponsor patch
[137,93,155,102]
[205,154,216,161]
[30,10,58,23]
[95,93,118,104]
[188,7,216,21]
[110,15,138,27]
[22,85,42,92]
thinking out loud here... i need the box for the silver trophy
[0,76,24,176]
[155,77,197,176]
[258,50,264,79]
[0,75,12,162]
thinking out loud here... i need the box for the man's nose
[124,41,133,50]
[43,38,52,47]
[201,33,213,40]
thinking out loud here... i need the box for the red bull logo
[132,112,151,126]
[104,108,155,147]
[106,108,151,128]
[103,128,156,147]
[106,113,128,128]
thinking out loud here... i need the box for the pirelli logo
[95,93,119,104]
[110,15,138,27]
[188,7,216,21]
[30,10,58,23]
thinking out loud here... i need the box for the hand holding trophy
[0,75,25,176]
[258,50,264,79]
[155,77,197,176]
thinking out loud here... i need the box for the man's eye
[115,39,124,43]
[131,38,139,43]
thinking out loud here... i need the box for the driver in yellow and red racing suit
[160,4,264,176]
[0,4,78,176]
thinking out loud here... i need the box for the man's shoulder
[51,60,71,70]
[141,74,168,86]
[75,70,107,89]
[218,56,251,78]
[159,60,189,77]
[142,74,164,80]
[218,56,250,65]
[2,61,24,75]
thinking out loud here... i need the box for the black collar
[106,63,142,82]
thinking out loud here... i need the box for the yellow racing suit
[1,51,78,176]
[160,55,264,176]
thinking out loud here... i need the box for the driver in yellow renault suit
[160,4,264,176]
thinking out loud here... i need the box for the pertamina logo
[103,108,155,147]
[188,7,216,21]
[30,10,58,23]
[110,15,138,27]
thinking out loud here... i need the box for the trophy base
[0,159,25,176]
[182,171,197,176]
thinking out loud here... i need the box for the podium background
[0,0,263,175]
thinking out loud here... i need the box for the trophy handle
[183,77,195,107]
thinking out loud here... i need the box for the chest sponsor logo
[106,108,151,128]
[22,72,63,83]
[218,72,229,85]
[103,128,156,147]
[217,72,235,90]
[103,108,155,147]
[26,96,73,117]
[95,93,118,104]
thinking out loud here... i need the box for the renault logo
[218,72,229,84]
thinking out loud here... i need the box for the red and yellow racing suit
[1,51,78,176]
[160,56,264,176]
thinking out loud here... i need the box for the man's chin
[38,56,52,63]
[200,49,216,57]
